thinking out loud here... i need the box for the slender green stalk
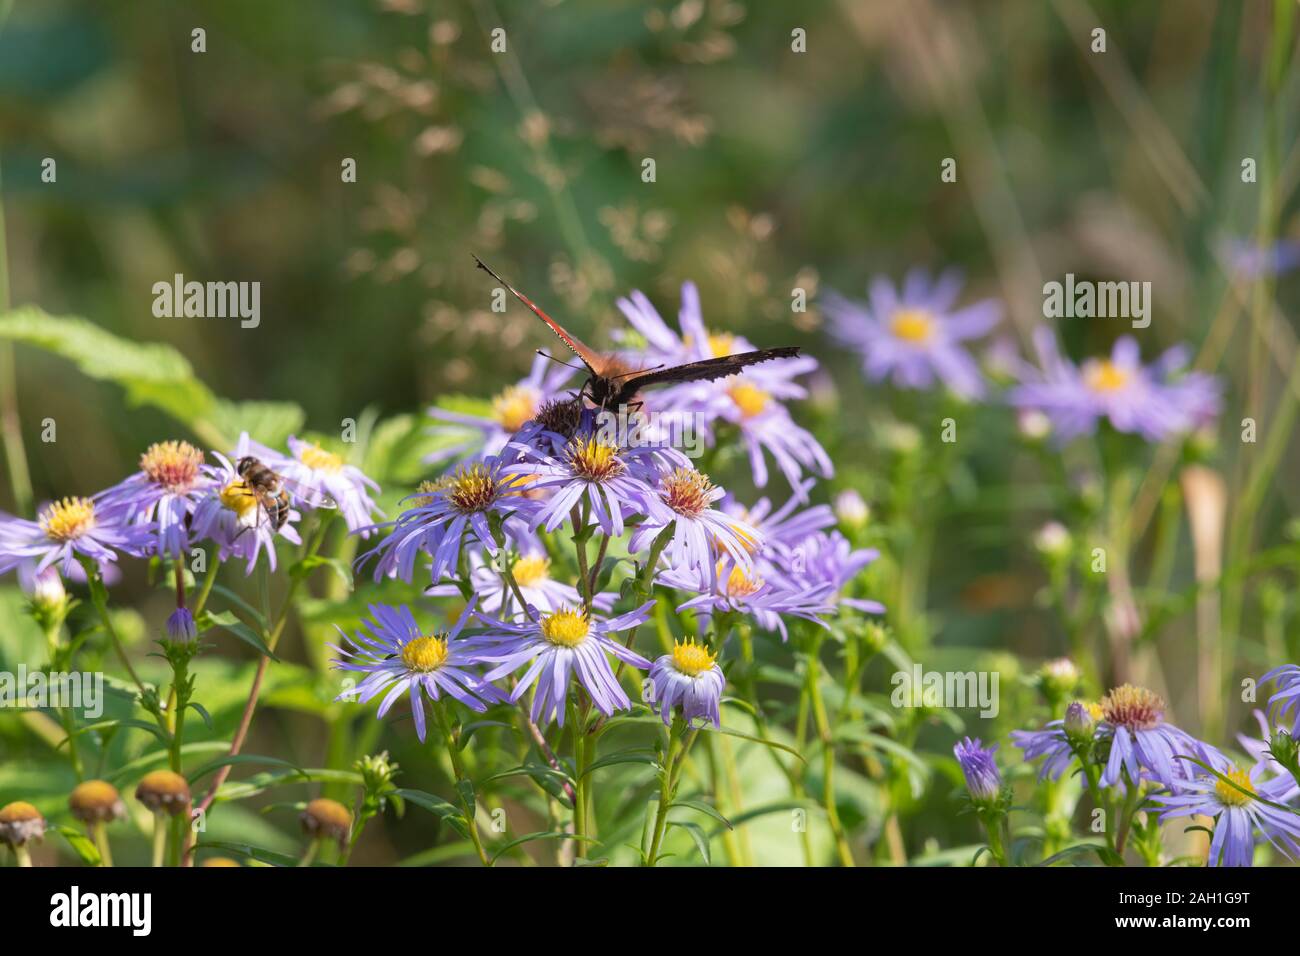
[150,813,168,867]
[806,633,854,866]
[432,699,490,866]
[91,821,113,867]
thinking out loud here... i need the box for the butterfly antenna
[472,255,553,321]
[610,364,664,381]
[536,349,585,372]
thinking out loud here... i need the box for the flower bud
[300,798,352,848]
[1064,700,1096,741]
[134,770,191,816]
[1033,521,1072,560]
[1038,657,1080,703]
[1016,409,1052,442]
[201,857,242,867]
[0,801,46,848]
[954,737,1001,807]
[166,607,198,645]
[69,780,127,825]
[833,490,870,530]
[1267,729,1300,778]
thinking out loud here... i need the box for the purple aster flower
[1007,330,1221,443]
[1217,236,1300,280]
[629,467,762,590]
[1154,764,1300,867]
[823,268,1001,399]
[427,352,577,464]
[708,379,832,498]
[1012,702,1098,781]
[722,480,834,561]
[505,434,657,538]
[189,452,302,574]
[662,558,837,642]
[96,440,214,558]
[0,497,154,577]
[778,530,886,615]
[475,603,654,726]
[613,281,813,397]
[1262,665,1300,736]
[1097,684,1225,791]
[1237,709,1300,804]
[356,456,535,585]
[330,599,498,742]
[648,638,725,727]
[277,436,383,534]
[954,737,1002,804]
[428,547,613,620]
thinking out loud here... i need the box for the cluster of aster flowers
[346,282,884,741]
[0,432,381,593]
[998,673,1300,867]
[823,270,1223,444]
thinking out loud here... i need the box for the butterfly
[473,256,800,410]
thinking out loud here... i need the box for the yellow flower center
[219,480,259,520]
[39,497,97,542]
[890,309,935,343]
[707,332,736,358]
[512,554,550,588]
[567,435,625,483]
[446,464,502,514]
[660,468,714,518]
[1084,359,1130,393]
[401,635,449,672]
[492,385,540,433]
[723,562,763,598]
[1100,684,1165,731]
[1215,768,1255,808]
[299,442,344,473]
[728,382,770,419]
[671,638,717,677]
[540,607,589,647]
[140,440,204,491]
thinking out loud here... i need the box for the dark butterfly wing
[473,255,604,373]
[610,347,801,405]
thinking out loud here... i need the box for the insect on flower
[472,256,800,410]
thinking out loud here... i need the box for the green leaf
[455,779,476,817]
[54,824,102,866]
[196,840,302,868]
[200,610,280,661]
[216,768,365,802]
[670,798,733,830]
[579,749,662,778]
[392,788,470,839]
[291,554,353,589]
[456,719,516,751]
[715,725,806,763]
[708,800,814,837]
[0,307,223,445]
[186,753,305,785]
[209,399,305,450]
[65,717,169,745]
[489,830,596,866]
[667,820,711,865]
[187,701,214,730]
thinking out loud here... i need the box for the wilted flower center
[890,309,935,343]
[299,442,344,473]
[660,468,714,518]
[446,464,501,514]
[723,562,763,598]
[671,638,716,677]
[512,555,550,588]
[401,635,449,673]
[540,608,589,647]
[40,497,97,542]
[1084,359,1130,393]
[567,436,625,482]
[1100,684,1165,730]
[728,382,770,419]
[140,441,204,491]
[493,385,540,433]
[1215,768,1255,807]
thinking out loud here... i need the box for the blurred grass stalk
[1222,0,1297,740]
[0,169,34,515]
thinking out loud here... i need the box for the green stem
[806,633,854,866]
[646,719,690,865]
[150,813,168,867]
[432,699,489,866]
[191,555,220,617]
[91,821,113,867]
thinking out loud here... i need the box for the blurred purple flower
[823,269,1001,399]
[279,436,383,535]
